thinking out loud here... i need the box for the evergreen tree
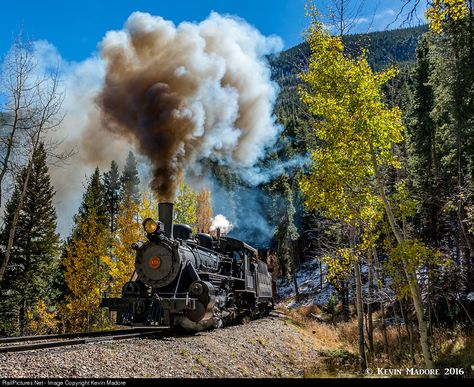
[120,151,140,203]
[62,167,110,332]
[103,160,121,233]
[273,176,299,282]
[0,143,60,335]
[407,34,441,245]
[422,0,474,296]
[75,167,108,234]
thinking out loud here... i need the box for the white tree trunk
[371,150,434,370]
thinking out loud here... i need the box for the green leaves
[174,181,198,229]
[298,15,404,232]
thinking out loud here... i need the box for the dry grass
[278,305,474,377]
[282,306,346,351]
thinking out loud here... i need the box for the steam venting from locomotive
[210,214,233,235]
[96,11,283,201]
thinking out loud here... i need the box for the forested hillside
[272,24,427,74]
[269,24,427,108]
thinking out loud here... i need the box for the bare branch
[387,0,423,30]
[0,33,70,284]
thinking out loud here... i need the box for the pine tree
[103,160,121,233]
[407,34,441,245]
[0,143,60,335]
[75,167,108,234]
[273,177,299,287]
[423,0,474,301]
[120,151,140,203]
[62,167,110,332]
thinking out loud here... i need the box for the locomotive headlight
[149,256,161,269]
[143,218,158,234]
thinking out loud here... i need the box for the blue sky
[2,0,426,62]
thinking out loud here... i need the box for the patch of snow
[278,259,335,308]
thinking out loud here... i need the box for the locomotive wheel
[186,301,206,322]
[259,304,270,317]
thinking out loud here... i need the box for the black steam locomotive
[100,202,275,331]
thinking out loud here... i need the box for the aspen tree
[174,181,197,227]
[196,188,213,233]
[298,7,435,369]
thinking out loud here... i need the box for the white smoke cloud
[238,154,312,186]
[26,40,133,236]
[210,214,234,235]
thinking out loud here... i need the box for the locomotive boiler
[100,202,275,331]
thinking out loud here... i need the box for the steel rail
[0,329,164,353]
[0,327,162,345]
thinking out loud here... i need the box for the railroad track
[0,327,165,354]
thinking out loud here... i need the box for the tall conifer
[120,152,140,203]
[0,143,60,335]
[103,160,121,233]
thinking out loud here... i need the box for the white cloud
[27,40,133,237]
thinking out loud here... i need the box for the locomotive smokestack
[158,202,174,239]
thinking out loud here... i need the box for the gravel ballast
[0,314,320,378]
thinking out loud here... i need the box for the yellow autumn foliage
[174,180,197,228]
[322,248,358,289]
[25,299,59,335]
[298,11,403,237]
[63,215,111,332]
[139,190,159,225]
[384,239,452,300]
[107,196,141,295]
[196,188,213,233]
[426,0,468,33]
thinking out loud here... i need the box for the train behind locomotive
[100,202,275,331]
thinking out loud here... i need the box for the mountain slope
[269,24,428,107]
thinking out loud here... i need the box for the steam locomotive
[100,202,275,331]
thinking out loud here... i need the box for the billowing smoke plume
[96,11,282,200]
[7,13,286,240]
[210,214,234,235]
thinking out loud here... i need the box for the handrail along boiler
[100,202,275,331]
